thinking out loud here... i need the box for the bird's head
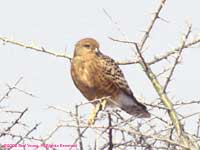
[74,38,100,57]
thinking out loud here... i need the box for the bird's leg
[88,98,108,125]
[101,98,107,110]
[88,102,101,125]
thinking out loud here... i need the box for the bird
[71,38,150,124]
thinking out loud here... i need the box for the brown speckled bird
[71,38,150,123]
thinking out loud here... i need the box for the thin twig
[163,25,192,92]
[0,77,23,103]
[62,124,190,149]
[113,37,200,65]
[0,37,72,61]
[0,108,28,137]
[139,0,167,50]
[108,112,113,150]
[75,105,84,150]
[9,123,40,150]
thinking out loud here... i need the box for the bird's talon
[101,99,107,110]
[88,115,95,126]
[88,103,101,125]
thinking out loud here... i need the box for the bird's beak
[95,48,99,52]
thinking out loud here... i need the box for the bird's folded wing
[97,53,134,98]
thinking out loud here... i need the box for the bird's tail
[123,102,150,118]
[115,92,150,118]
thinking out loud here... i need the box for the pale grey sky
[0,0,200,146]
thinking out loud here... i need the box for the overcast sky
[0,0,200,145]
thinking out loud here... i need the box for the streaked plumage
[71,38,150,118]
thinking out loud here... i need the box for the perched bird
[71,38,150,124]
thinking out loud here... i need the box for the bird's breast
[71,56,98,100]
[71,54,120,102]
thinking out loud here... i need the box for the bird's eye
[83,44,90,48]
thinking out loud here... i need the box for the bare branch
[0,37,72,61]
[9,123,41,150]
[62,123,191,149]
[0,77,23,103]
[114,37,200,65]
[75,105,84,150]
[139,0,167,50]
[163,25,192,92]
[108,112,113,150]
[0,108,28,137]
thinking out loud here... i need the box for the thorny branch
[0,77,23,103]
[75,105,84,150]
[4,108,28,133]
[108,0,199,149]
[0,77,37,104]
[1,34,200,68]
[163,25,192,93]
[0,108,28,138]
[0,37,72,61]
[107,0,200,149]
[139,0,167,50]
[0,80,44,147]
[1,0,200,149]
[9,123,41,150]
[108,112,113,150]
[60,120,190,149]
[111,37,200,66]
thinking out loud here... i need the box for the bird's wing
[95,52,150,118]
[97,53,134,98]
